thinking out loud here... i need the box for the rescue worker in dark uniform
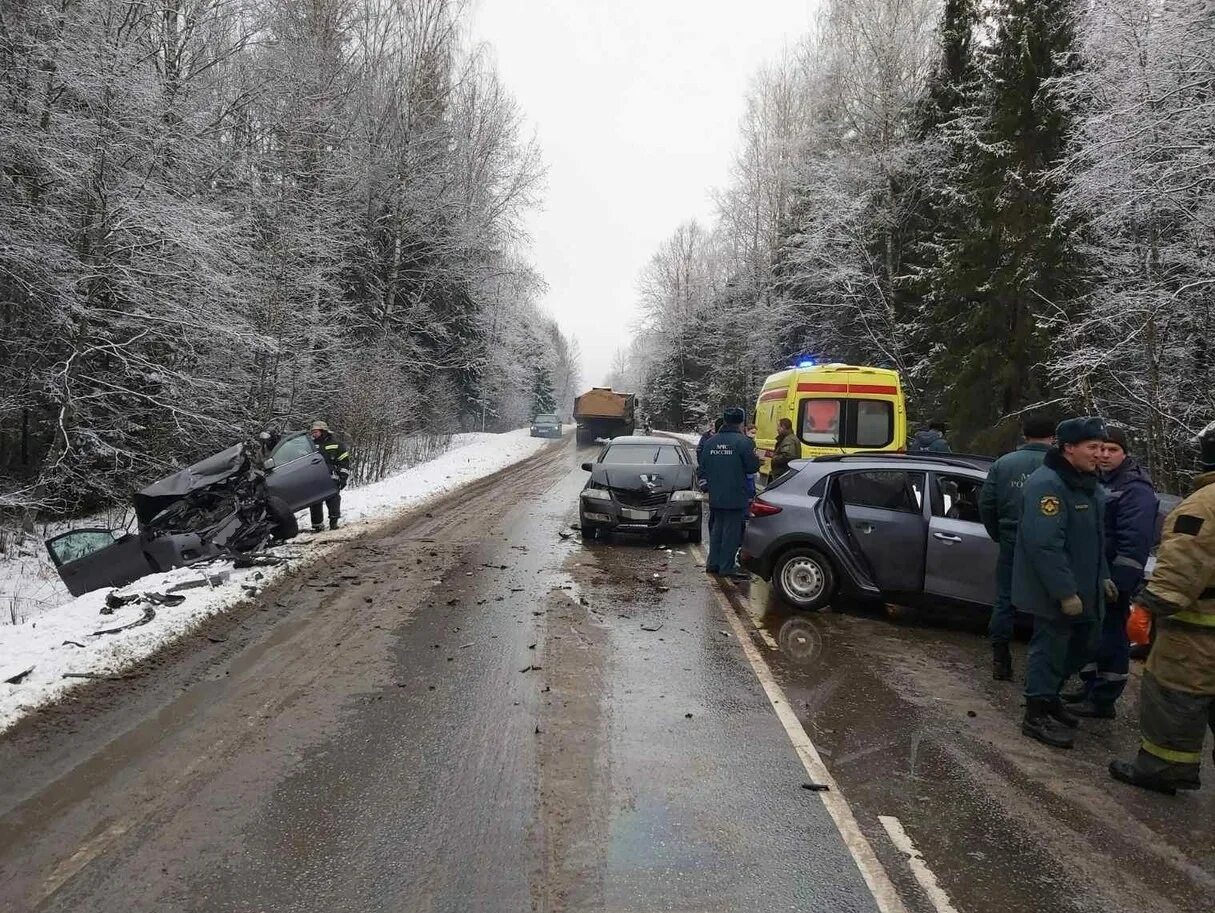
[698,407,760,579]
[1013,417,1114,749]
[309,420,350,532]
[1065,426,1157,717]
[979,413,1055,680]
[770,418,801,479]
[1109,421,1215,794]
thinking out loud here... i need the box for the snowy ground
[0,429,550,733]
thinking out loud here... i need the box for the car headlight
[582,488,612,501]
[670,490,699,502]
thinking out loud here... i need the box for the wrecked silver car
[46,432,339,596]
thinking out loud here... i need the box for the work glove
[1060,594,1084,617]
[336,470,349,489]
[1103,578,1118,603]
[1127,605,1152,646]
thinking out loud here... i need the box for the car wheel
[773,547,836,612]
[267,495,299,541]
[579,517,599,541]
[687,526,702,544]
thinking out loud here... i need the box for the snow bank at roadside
[0,429,551,733]
[656,430,703,448]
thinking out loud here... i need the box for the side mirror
[263,457,276,471]
[581,462,593,472]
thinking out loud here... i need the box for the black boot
[311,524,324,533]
[1071,700,1115,720]
[992,643,1013,681]
[1022,698,1075,749]
[1048,699,1080,728]
[329,518,340,531]
[1109,759,1199,795]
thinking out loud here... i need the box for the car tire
[687,526,703,544]
[579,517,598,541]
[267,495,299,541]
[772,546,836,612]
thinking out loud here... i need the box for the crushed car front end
[579,469,703,537]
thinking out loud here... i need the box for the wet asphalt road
[0,437,1212,912]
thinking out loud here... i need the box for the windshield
[602,444,681,465]
[535,414,559,423]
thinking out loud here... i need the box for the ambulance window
[800,400,841,445]
[855,400,894,448]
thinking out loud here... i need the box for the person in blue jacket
[1065,426,1159,718]
[698,407,760,579]
[979,413,1056,681]
[1013,416,1115,749]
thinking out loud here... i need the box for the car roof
[605,436,684,446]
[805,452,992,474]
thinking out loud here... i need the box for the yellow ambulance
[753,362,907,479]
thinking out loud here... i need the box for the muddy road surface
[1,437,1212,913]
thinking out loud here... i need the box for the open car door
[46,529,154,597]
[923,471,998,606]
[265,432,339,511]
[834,469,928,594]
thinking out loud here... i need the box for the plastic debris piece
[801,782,830,792]
[4,666,34,685]
[91,605,156,636]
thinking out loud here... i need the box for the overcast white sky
[470,0,815,387]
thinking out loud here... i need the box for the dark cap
[1104,426,1130,453]
[1056,416,1108,446]
[723,407,745,425]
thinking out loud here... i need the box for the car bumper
[531,428,562,437]
[580,495,702,532]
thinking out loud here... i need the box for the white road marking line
[692,548,908,913]
[879,816,961,913]
[690,545,779,648]
[39,819,131,902]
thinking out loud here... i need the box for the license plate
[621,508,653,520]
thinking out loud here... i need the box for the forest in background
[620,0,1214,491]
[0,0,578,521]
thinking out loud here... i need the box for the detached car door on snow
[265,432,339,511]
[835,469,927,594]
[923,471,998,607]
[45,529,154,598]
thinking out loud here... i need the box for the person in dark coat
[910,420,951,453]
[1065,426,1159,717]
[1013,416,1114,749]
[770,418,801,478]
[698,407,760,579]
[308,420,350,531]
[979,413,1055,681]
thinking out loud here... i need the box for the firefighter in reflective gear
[979,413,1055,681]
[309,420,350,531]
[1109,421,1215,794]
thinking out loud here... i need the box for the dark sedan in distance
[579,436,703,542]
[530,414,563,438]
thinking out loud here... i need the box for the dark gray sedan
[579,436,703,542]
[530,414,563,438]
[46,431,339,596]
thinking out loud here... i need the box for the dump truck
[573,388,636,445]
